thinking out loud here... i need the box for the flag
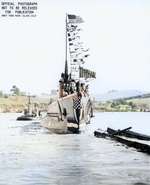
[79,67,96,79]
[69,36,79,42]
[76,36,80,39]
[70,55,75,58]
[68,37,75,42]
[84,54,90,58]
[75,48,83,51]
[76,53,82,57]
[70,28,76,32]
[74,44,82,47]
[78,59,85,64]
[68,32,78,37]
[67,26,76,32]
[68,14,84,24]
[71,25,77,28]
[83,48,90,52]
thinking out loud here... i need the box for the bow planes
[41,14,96,133]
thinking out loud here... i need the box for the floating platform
[94,127,150,154]
[107,127,150,141]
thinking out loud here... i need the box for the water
[0,112,150,185]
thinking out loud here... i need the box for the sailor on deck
[60,82,82,128]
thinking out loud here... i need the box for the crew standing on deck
[60,82,82,128]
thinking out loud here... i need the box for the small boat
[17,113,39,121]
[94,127,150,154]
[17,94,42,121]
[41,14,96,133]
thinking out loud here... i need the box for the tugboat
[41,14,96,133]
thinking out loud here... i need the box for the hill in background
[0,95,50,113]
[90,90,150,102]
[1,90,150,113]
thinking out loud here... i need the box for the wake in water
[20,122,51,135]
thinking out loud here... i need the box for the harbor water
[0,112,150,184]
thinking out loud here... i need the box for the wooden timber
[94,127,150,154]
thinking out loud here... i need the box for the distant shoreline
[93,97,150,112]
[0,95,49,113]
[0,95,150,113]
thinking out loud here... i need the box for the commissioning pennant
[68,14,84,24]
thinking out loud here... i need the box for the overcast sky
[0,0,150,95]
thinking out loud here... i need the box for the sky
[0,0,150,95]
